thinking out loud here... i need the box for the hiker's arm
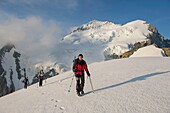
[84,62,90,76]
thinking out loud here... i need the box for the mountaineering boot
[77,91,81,96]
[81,90,84,95]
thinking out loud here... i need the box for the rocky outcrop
[0,43,32,97]
[108,23,170,59]
[118,40,152,59]
[163,39,170,48]
[0,43,15,97]
[146,23,166,47]
[162,48,170,57]
[13,51,22,80]
[118,23,169,59]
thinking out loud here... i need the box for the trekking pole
[45,78,47,83]
[37,80,39,88]
[37,76,39,88]
[89,76,94,93]
[68,75,74,92]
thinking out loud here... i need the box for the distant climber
[22,76,29,89]
[38,70,45,87]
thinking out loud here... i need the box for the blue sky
[0,0,170,38]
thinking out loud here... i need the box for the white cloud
[0,13,61,63]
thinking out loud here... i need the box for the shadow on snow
[83,71,170,96]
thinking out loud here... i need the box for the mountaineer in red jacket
[72,54,90,96]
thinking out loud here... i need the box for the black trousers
[24,83,27,89]
[39,77,43,86]
[76,74,85,92]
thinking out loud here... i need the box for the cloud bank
[0,13,61,63]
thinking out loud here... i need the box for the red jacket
[73,59,90,76]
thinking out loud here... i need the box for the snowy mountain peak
[59,19,168,64]
[63,19,152,46]
[0,43,15,57]
[125,20,147,25]
[71,20,116,33]
[0,44,35,97]
[86,20,115,27]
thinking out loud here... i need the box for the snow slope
[130,45,165,57]
[0,57,170,113]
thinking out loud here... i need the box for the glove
[87,73,91,77]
